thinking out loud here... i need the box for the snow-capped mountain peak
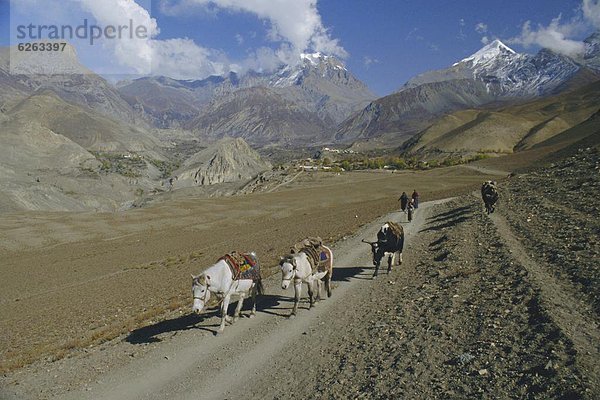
[455,39,516,66]
[404,36,585,98]
[300,52,346,71]
[583,31,600,69]
[271,52,349,87]
[300,52,325,65]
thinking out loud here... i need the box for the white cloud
[457,18,467,40]
[242,46,286,73]
[583,0,600,28]
[508,0,600,58]
[475,22,488,34]
[11,0,346,79]
[509,16,586,57]
[76,0,157,74]
[405,28,424,42]
[474,22,492,45]
[76,0,227,78]
[151,38,227,79]
[363,56,379,69]
[404,27,439,53]
[159,0,347,60]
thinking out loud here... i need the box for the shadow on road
[420,206,474,233]
[428,205,471,221]
[127,293,292,341]
[429,234,448,252]
[126,311,217,344]
[420,216,471,232]
[332,266,373,282]
[426,206,473,225]
[255,294,293,317]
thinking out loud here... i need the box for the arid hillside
[402,80,600,156]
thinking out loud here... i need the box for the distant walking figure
[407,199,414,222]
[412,190,420,209]
[399,191,409,212]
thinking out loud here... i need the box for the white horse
[192,254,263,334]
[279,245,333,317]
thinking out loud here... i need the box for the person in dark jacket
[399,192,409,212]
[412,190,420,209]
[407,199,414,222]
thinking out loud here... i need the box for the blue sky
[2,0,599,95]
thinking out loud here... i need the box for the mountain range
[336,35,600,145]
[0,31,599,211]
[118,52,375,144]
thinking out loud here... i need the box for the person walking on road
[399,191,409,212]
[412,190,420,209]
[407,198,414,222]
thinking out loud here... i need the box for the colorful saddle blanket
[291,237,331,274]
[220,252,261,282]
[290,237,323,253]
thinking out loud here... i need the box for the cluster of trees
[320,153,491,172]
[333,156,416,171]
[148,158,181,180]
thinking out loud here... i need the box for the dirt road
[41,200,449,400]
[0,167,491,375]
[2,193,598,399]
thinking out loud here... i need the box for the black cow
[363,221,404,278]
[481,181,499,214]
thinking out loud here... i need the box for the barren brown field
[0,145,598,399]
[0,165,501,374]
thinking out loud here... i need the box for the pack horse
[481,181,499,214]
[363,221,404,278]
[279,237,334,317]
[191,251,264,334]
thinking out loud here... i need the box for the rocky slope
[174,137,271,187]
[184,87,330,145]
[0,48,31,109]
[583,31,600,71]
[502,147,600,314]
[0,98,148,213]
[400,80,600,156]
[185,84,331,144]
[6,90,163,155]
[0,87,168,212]
[335,79,496,143]
[117,75,232,129]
